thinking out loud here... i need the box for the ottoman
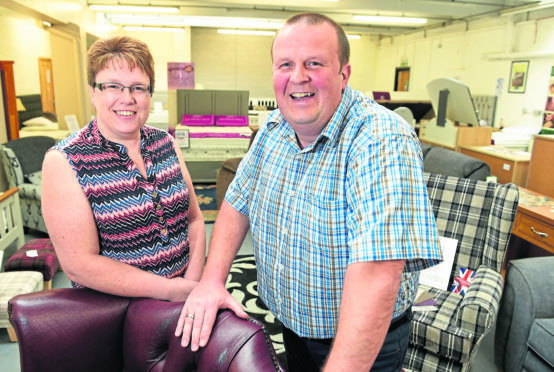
[4,239,59,290]
[0,271,43,341]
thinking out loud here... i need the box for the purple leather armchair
[9,288,283,372]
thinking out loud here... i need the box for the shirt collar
[84,119,150,153]
[267,85,355,150]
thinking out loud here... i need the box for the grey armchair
[403,173,519,372]
[0,136,55,233]
[495,257,554,372]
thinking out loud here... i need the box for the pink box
[215,115,249,127]
[181,114,215,126]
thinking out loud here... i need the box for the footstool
[3,239,59,290]
[0,271,43,341]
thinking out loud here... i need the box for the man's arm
[176,200,250,350]
[42,150,196,301]
[323,259,405,371]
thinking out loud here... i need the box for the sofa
[420,143,491,181]
[495,257,554,372]
[9,288,283,372]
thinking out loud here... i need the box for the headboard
[17,94,43,128]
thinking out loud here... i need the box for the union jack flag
[450,267,476,295]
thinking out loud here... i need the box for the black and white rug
[225,255,287,368]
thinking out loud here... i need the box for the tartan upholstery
[0,136,55,233]
[4,239,59,281]
[403,173,519,372]
[0,271,43,328]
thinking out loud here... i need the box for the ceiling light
[218,29,276,36]
[90,5,179,13]
[346,34,361,39]
[353,15,427,25]
[106,14,284,29]
[123,26,185,32]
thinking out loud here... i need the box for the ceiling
[85,0,548,36]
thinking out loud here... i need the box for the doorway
[38,58,56,114]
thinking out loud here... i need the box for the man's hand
[175,280,248,351]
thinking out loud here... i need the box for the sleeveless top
[53,120,190,287]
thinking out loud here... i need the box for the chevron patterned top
[54,120,191,287]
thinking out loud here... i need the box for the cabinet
[459,145,530,187]
[0,61,19,140]
[526,135,554,198]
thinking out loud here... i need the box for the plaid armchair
[403,173,519,372]
[0,136,55,234]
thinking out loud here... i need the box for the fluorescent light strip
[353,15,427,25]
[218,29,276,36]
[90,5,179,13]
[107,14,284,29]
[123,26,185,32]
[346,34,360,40]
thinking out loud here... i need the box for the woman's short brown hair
[87,36,155,93]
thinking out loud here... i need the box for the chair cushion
[4,239,59,281]
[0,271,43,328]
[526,318,554,368]
[1,136,55,176]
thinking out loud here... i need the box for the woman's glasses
[93,82,151,96]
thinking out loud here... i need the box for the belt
[300,307,412,345]
[388,307,412,333]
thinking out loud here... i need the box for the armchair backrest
[425,173,519,284]
[0,136,55,187]
[9,288,283,372]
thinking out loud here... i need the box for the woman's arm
[171,136,206,282]
[42,150,196,301]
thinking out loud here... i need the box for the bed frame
[16,94,44,128]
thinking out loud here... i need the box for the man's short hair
[273,12,350,69]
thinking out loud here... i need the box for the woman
[42,36,205,301]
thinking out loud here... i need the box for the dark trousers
[282,309,413,372]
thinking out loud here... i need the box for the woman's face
[89,60,151,142]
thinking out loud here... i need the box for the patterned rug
[226,255,287,369]
[194,184,218,223]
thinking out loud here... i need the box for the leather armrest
[9,288,130,372]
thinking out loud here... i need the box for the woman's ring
[186,314,195,320]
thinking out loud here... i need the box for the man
[177,13,442,371]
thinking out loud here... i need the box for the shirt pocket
[302,192,348,253]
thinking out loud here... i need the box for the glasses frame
[93,82,152,95]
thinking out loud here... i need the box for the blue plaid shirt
[226,86,442,338]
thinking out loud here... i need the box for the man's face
[272,21,351,136]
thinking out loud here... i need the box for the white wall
[372,10,554,129]
[0,7,51,95]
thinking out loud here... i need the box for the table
[503,188,554,276]
[460,145,531,187]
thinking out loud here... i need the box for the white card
[419,236,458,290]
[25,249,39,258]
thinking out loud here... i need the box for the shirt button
[152,190,158,198]
[156,204,162,210]
[159,216,164,222]
[161,228,167,234]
